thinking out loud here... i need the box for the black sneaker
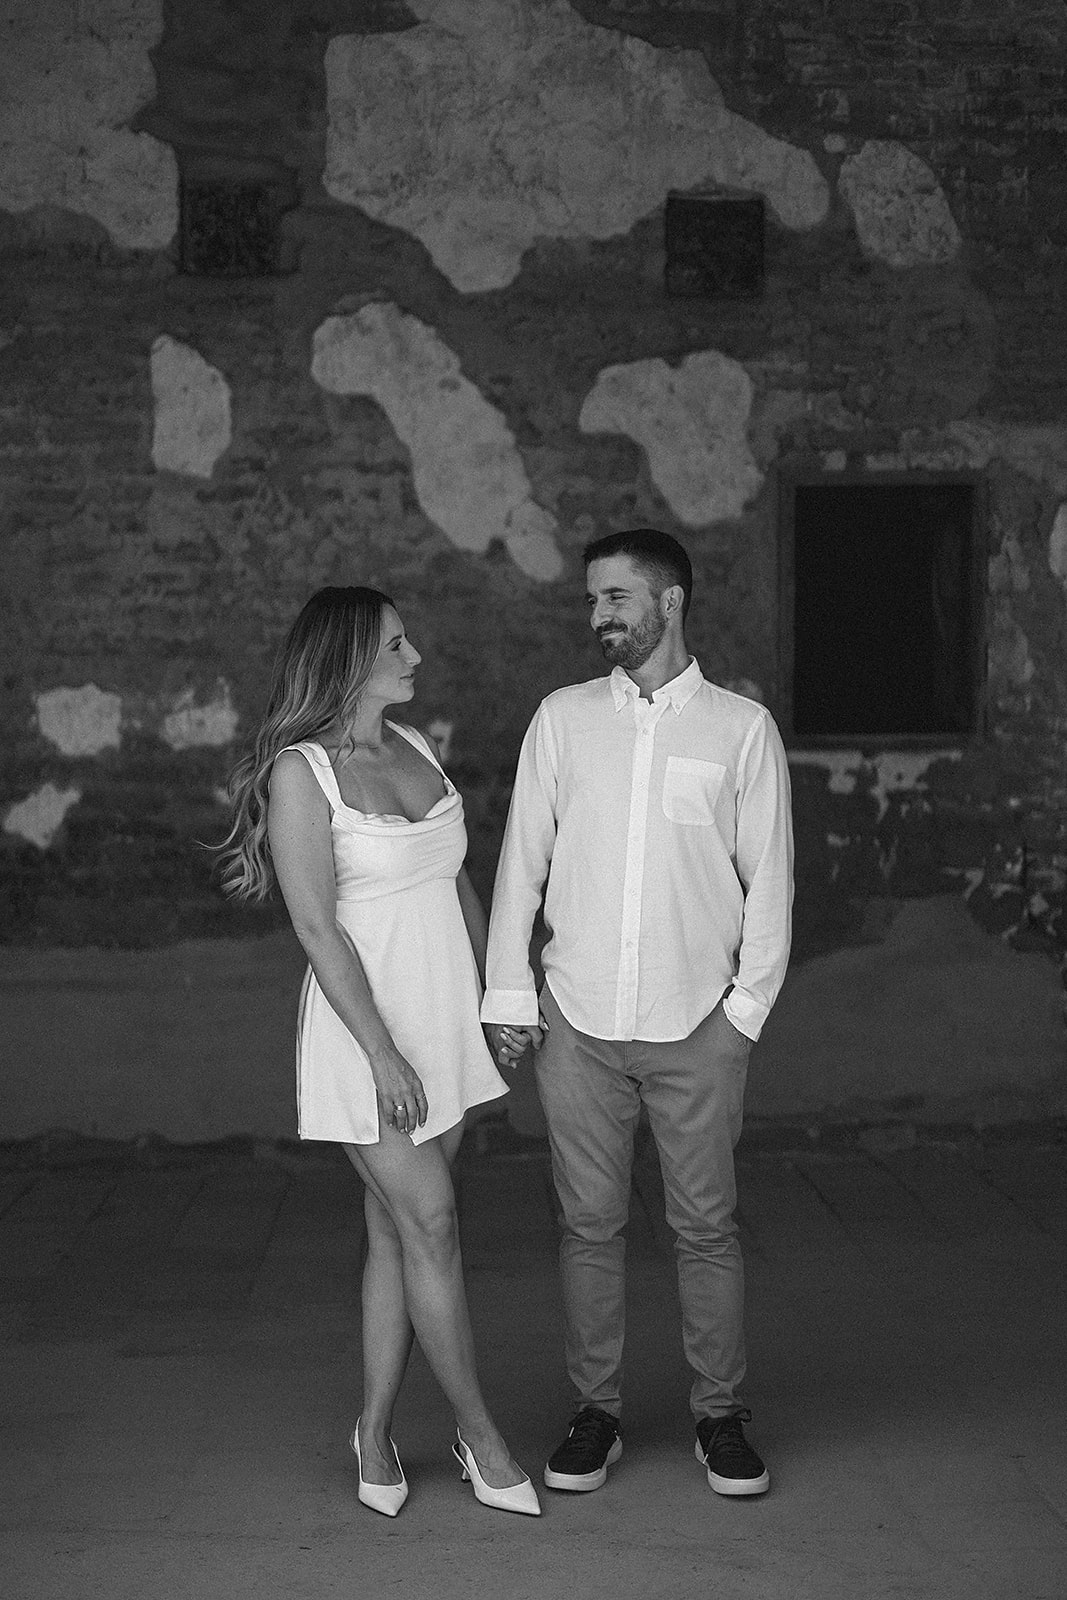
[544,1406,622,1491]
[695,1411,770,1496]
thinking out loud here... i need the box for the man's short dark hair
[582,527,693,619]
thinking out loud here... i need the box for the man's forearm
[480,882,544,1023]
[727,712,794,1040]
[481,707,557,1024]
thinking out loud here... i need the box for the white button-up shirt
[481,659,794,1042]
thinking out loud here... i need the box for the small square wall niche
[179,180,281,277]
[665,192,765,299]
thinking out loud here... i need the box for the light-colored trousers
[534,982,749,1422]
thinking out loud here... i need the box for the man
[482,528,793,1498]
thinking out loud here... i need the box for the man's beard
[596,606,666,670]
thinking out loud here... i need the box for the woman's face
[361,605,421,706]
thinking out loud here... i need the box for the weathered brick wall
[1,0,1065,1010]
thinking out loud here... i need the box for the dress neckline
[350,789,458,826]
[308,730,454,825]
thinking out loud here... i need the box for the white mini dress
[281,724,508,1145]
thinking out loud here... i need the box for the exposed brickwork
[0,0,1064,1003]
[577,0,1067,413]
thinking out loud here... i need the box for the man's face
[586,554,666,670]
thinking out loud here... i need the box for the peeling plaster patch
[4,783,81,849]
[822,450,847,472]
[990,531,1030,596]
[869,753,948,821]
[36,683,121,757]
[0,0,177,249]
[1048,504,1067,593]
[151,337,233,479]
[828,762,857,797]
[990,613,1036,689]
[502,501,564,582]
[324,0,829,292]
[579,352,762,526]
[311,303,563,580]
[868,751,963,821]
[945,867,986,898]
[161,680,239,751]
[865,453,905,472]
[838,142,961,268]
[789,750,860,795]
[789,749,962,818]
[427,719,454,762]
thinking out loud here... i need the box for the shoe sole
[693,1439,770,1496]
[544,1436,623,1491]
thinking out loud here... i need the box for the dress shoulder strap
[277,741,343,811]
[388,720,446,777]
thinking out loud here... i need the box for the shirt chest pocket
[662,756,727,825]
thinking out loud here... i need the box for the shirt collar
[609,657,703,715]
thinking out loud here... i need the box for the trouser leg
[631,1006,749,1420]
[534,986,640,1418]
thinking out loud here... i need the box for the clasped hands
[484,1019,546,1067]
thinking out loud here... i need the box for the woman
[218,586,539,1518]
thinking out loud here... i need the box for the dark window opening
[785,478,983,744]
[179,181,282,277]
[665,192,764,299]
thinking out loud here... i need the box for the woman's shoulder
[270,742,331,795]
[273,740,325,768]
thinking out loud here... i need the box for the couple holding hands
[220,527,793,1519]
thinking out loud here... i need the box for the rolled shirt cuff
[722,985,769,1042]
[480,988,543,1027]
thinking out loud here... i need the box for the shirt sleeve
[721,709,794,1042]
[480,703,559,1026]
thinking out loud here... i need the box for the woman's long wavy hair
[216,585,395,902]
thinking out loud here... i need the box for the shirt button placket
[615,706,659,1038]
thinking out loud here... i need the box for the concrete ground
[1,1123,1065,1600]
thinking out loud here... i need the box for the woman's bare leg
[356,1188,413,1485]
[345,1119,524,1488]
[350,1121,474,1485]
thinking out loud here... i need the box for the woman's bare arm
[455,865,489,985]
